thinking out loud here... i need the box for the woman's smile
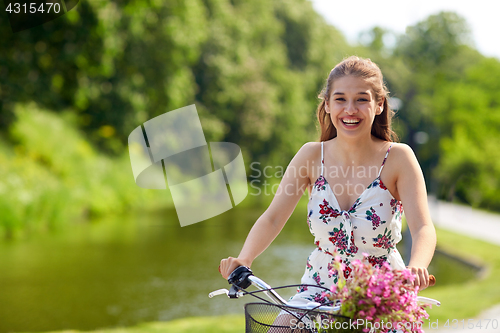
[340,117,362,128]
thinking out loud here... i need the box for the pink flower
[322,250,432,332]
[368,307,376,317]
[339,262,346,271]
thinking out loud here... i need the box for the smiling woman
[317,56,398,143]
[219,56,437,328]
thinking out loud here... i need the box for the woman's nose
[345,102,357,114]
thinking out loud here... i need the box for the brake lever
[208,287,244,299]
[208,289,229,298]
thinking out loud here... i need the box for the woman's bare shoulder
[295,141,322,160]
[287,142,322,180]
[387,142,421,172]
[388,142,417,160]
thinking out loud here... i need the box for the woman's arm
[219,142,316,279]
[395,144,437,290]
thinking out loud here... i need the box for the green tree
[0,1,103,129]
[388,12,481,192]
[432,58,500,209]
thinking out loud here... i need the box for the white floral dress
[289,141,405,304]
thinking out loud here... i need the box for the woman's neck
[330,135,383,166]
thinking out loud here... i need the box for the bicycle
[209,266,440,333]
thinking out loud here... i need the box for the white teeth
[342,119,360,124]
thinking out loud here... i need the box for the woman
[219,56,436,304]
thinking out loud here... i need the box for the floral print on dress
[307,210,314,235]
[327,262,338,281]
[313,292,330,304]
[296,284,308,294]
[306,259,313,272]
[295,289,330,303]
[347,231,358,256]
[390,199,397,209]
[343,258,353,280]
[367,255,388,268]
[328,223,348,252]
[348,197,362,214]
[301,291,329,304]
[367,176,389,191]
[366,206,386,230]
[390,198,403,217]
[328,224,358,257]
[319,199,341,223]
[343,263,353,279]
[372,227,395,253]
[312,272,324,286]
[327,258,353,284]
[314,175,327,191]
[378,178,388,190]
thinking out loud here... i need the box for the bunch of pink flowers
[324,253,430,333]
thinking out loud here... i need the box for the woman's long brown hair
[317,56,398,142]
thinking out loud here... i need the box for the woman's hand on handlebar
[219,257,250,280]
[407,266,432,290]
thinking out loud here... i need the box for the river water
[0,202,476,332]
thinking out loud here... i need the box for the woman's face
[325,75,383,139]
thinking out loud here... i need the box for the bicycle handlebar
[209,266,440,307]
[247,275,288,305]
[227,266,288,304]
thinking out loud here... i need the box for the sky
[310,0,500,60]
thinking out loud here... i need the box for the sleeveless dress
[289,141,406,304]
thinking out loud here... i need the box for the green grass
[38,315,245,333]
[34,227,500,333]
[418,227,500,322]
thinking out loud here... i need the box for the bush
[0,103,171,238]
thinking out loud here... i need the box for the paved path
[428,196,500,246]
[426,196,500,332]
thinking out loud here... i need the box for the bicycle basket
[244,302,354,333]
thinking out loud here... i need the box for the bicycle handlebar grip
[429,275,436,287]
[228,266,253,289]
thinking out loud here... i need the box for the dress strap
[320,141,324,176]
[377,144,393,177]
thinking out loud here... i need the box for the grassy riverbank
[32,226,500,333]
[37,315,245,333]
[0,104,171,239]
[417,227,500,322]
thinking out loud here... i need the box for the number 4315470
[442,319,498,330]
[5,3,61,14]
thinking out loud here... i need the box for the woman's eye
[335,98,345,101]
[358,98,368,102]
